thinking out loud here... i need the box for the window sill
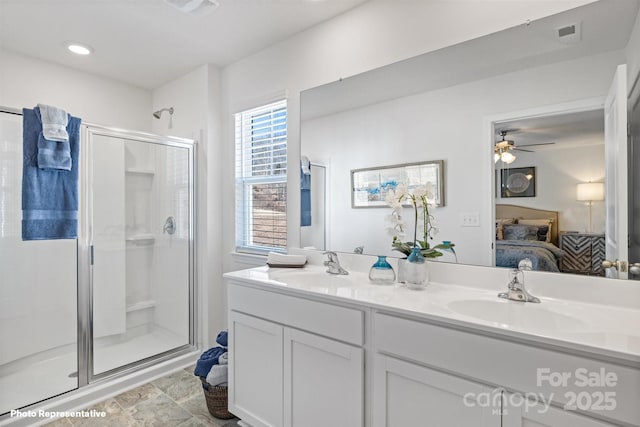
[231,251,268,267]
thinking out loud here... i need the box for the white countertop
[224,263,640,365]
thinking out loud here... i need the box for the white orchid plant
[385,183,454,258]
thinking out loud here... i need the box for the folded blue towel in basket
[194,346,227,378]
[22,107,81,240]
[216,330,228,347]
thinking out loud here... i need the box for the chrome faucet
[323,251,349,275]
[498,258,540,303]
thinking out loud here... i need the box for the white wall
[495,144,606,234]
[0,49,151,130]
[0,112,79,365]
[626,7,640,88]
[151,64,224,348]
[301,50,622,265]
[220,0,594,272]
[0,49,152,364]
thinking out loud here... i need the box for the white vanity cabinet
[373,312,636,427]
[373,353,500,426]
[283,327,363,427]
[225,265,640,427]
[501,392,617,427]
[229,311,284,427]
[227,282,365,427]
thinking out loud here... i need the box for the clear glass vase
[403,247,429,289]
[368,256,396,285]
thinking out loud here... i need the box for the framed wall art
[351,160,444,208]
[500,166,536,198]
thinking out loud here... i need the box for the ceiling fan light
[494,152,500,163]
[501,151,516,164]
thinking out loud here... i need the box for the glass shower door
[0,110,78,414]
[88,128,193,377]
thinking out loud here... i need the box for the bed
[495,204,564,272]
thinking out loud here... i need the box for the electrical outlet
[459,212,480,227]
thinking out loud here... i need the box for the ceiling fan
[494,130,555,164]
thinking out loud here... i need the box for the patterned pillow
[502,224,540,241]
[496,218,516,240]
[534,225,549,242]
[518,219,554,242]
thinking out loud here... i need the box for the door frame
[482,97,605,266]
[79,124,197,385]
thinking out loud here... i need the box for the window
[235,100,287,253]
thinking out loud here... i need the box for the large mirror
[300,0,640,281]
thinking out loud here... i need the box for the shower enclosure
[0,108,196,416]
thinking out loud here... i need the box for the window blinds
[235,100,287,252]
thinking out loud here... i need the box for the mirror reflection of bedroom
[494,109,607,276]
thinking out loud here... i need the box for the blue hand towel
[37,131,72,171]
[37,103,69,142]
[300,157,311,227]
[22,108,81,240]
[216,330,228,347]
[36,105,72,171]
[194,346,227,378]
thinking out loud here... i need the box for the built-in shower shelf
[126,300,156,313]
[125,168,155,175]
[126,234,155,245]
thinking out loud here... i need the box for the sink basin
[448,299,587,331]
[269,269,357,288]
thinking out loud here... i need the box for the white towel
[218,352,228,365]
[206,364,228,386]
[266,251,307,267]
[300,156,311,175]
[37,104,69,142]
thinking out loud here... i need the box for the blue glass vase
[406,246,425,263]
[403,247,429,289]
[369,256,396,285]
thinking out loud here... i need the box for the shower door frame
[79,124,197,386]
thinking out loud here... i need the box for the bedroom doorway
[486,64,637,280]
[485,97,609,277]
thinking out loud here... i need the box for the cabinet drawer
[373,312,640,426]
[560,234,605,275]
[229,282,364,345]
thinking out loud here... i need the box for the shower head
[153,107,174,119]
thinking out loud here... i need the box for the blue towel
[216,330,228,347]
[300,158,311,227]
[194,346,227,378]
[22,108,81,240]
[37,103,69,142]
[38,131,72,171]
[36,104,71,171]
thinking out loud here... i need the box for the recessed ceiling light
[164,0,219,15]
[65,42,93,56]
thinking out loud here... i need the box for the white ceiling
[496,109,605,151]
[0,0,367,89]
[301,0,639,121]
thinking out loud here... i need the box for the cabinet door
[229,311,283,427]
[373,354,500,427]
[561,234,592,273]
[502,392,617,427]
[591,236,605,274]
[283,328,364,427]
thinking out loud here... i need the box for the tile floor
[44,366,240,427]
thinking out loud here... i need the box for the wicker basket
[201,378,235,420]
